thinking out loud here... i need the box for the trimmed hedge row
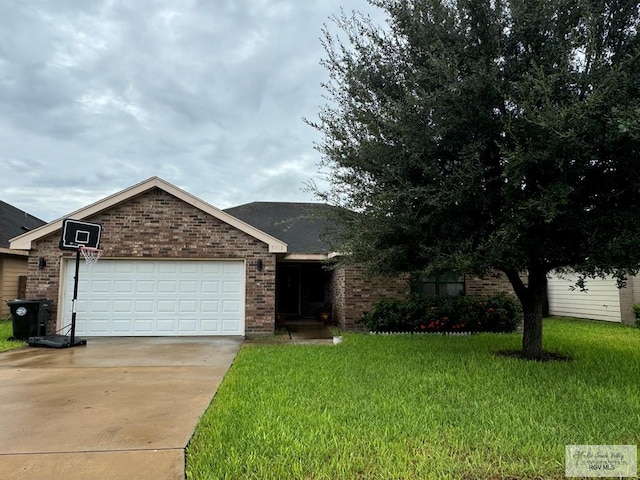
[359,294,522,333]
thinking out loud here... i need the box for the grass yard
[186,318,640,480]
[0,319,26,353]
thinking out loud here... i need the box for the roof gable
[9,177,287,253]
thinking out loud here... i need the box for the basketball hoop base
[28,334,87,349]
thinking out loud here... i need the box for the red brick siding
[331,269,522,331]
[25,189,276,335]
[331,265,410,330]
[465,274,517,297]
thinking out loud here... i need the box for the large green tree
[310,0,640,358]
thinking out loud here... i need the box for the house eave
[281,253,329,262]
[0,247,28,256]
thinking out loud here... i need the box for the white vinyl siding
[61,259,245,336]
[547,273,621,322]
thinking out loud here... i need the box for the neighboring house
[547,272,639,325]
[0,201,45,317]
[9,177,407,336]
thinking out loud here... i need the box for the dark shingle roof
[0,201,46,248]
[224,202,343,254]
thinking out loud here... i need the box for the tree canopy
[310,0,640,358]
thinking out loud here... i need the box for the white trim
[282,253,329,261]
[9,177,287,253]
[0,247,28,256]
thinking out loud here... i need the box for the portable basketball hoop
[80,246,103,266]
[29,218,103,349]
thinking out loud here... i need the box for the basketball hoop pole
[70,248,81,344]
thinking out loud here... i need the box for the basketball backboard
[59,219,102,251]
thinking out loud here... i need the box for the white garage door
[61,259,245,336]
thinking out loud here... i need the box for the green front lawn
[0,319,26,353]
[187,318,640,479]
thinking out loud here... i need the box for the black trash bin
[6,299,49,340]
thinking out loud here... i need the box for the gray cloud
[0,0,384,221]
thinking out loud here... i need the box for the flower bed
[359,294,522,333]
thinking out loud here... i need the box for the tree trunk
[506,268,548,360]
[521,292,544,359]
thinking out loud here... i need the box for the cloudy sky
[1,0,384,222]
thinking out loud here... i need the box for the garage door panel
[156,319,176,333]
[114,280,134,293]
[135,263,156,274]
[87,319,110,334]
[201,281,220,293]
[178,263,199,274]
[114,262,135,274]
[91,281,112,294]
[111,319,132,333]
[178,318,198,333]
[158,263,179,274]
[222,300,241,313]
[157,300,177,313]
[135,300,155,313]
[158,281,177,294]
[201,300,220,313]
[179,281,198,294]
[90,300,111,313]
[63,260,245,336]
[113,300,132,312]
[178,300,197,312]
[199,319,219,333]
[222,319,241,333]
[133,319,154,334]
[223,281,241,293]
[202,263,221,274]
[92,262,112,274]
[136,281,155,294]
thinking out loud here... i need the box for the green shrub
[360,294,522,333]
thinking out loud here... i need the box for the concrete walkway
[0,337,242,480]
[286,321,336,345]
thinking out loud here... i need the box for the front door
[276,264,301,315]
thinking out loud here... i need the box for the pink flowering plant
[359,294,521,333]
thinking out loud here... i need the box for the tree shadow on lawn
[493,349,573,362]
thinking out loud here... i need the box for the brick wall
[331,268,526,331]
[331,265,410,330]
[26,188,276,334]
[465,274,517,297]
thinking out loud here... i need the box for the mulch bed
[493,349,573,362]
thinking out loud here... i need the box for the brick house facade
[23,188,278,335]
[11,178,286,336]
[9,177,536,337]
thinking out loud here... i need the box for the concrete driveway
[0,337,243,480]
